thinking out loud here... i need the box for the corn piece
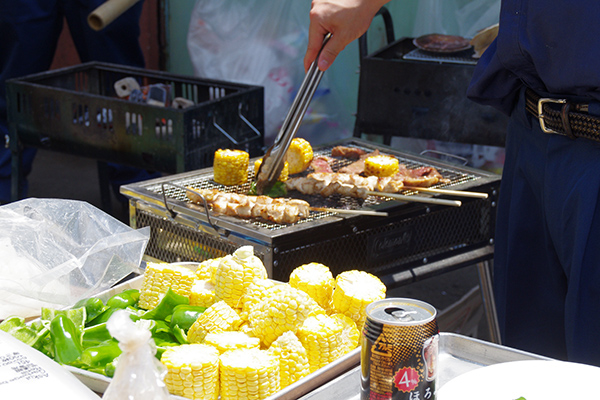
[285,138,313,175]
[364,154,400,177]
[239,278,276,322]
[204,331,260,354]
[297,313,344,373]
[213,149,249,185]
[187,300,243,343]
[161,344,220,400]
[138,262,195,310]
[331,270,387,330]
[219,348,280,400]
[331,313,360,355]
[249,284,324,347]
[194,257,222,282]
[254,158,290,182]
[268,331,310,388]
[189,279,217,308]
[213,246,268,310]
[289,262,335,311]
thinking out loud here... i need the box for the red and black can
[360,298,439,400]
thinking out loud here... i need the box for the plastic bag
[103,310,170,400]
[187,0,349,145]
[0,198,149,319]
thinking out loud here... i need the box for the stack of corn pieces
[137,246,387,400]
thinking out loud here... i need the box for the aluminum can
[360,298,439,400]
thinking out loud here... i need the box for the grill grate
[122,138,499,282]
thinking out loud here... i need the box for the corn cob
[268,331,310,388]
[189,279,217,308]
[213,246,268,309]
[204,331,260,354]
[364,154,400,177]
[213,149,250,185]
[138,262,196,310]
[187,300,243,343]
[219,348,280,400]
[331,313,360,355]
[254,158,290,182]
[239,278,276,321]
[289,262,335,310]
[285,137,313,175]
[161,344,220,400]
[194,257,222,282]
[297,313,344,373]
[331,270,387,330]
[249,284,324,347]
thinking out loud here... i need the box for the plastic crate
[6,62,265,175]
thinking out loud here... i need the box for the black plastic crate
[6,62,265,174]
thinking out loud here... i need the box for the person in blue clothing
[305,0,600,366]
[0,0,159,205]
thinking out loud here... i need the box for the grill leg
[476,260,502,344]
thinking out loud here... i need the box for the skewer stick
[310,207,388,217]
[368,191,462,207]
[403,186,488,199]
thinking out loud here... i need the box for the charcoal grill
[354,12,508,147]
[120,138,500,285]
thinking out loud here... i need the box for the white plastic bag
[187,0,348,145]
[102,310,170,400]
[0,198,149,319]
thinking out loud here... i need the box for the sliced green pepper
[170,305,206,332]
[0,316,49,348]
[171,324,188,344]
[78,339,122,370]
[82,323,113,347]
[140,288,189,321]
[49,315,83,365]
[73,297,106,324]
[106,291,137,309]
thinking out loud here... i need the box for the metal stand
[379,245,501,344]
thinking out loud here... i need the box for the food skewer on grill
[402,185,488,199]
[185,187,387,224]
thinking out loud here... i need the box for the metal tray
[297,332,550,400]
[65,266,360,400]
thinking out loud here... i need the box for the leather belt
[525,88,600,142]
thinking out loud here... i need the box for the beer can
[360,298,439,400]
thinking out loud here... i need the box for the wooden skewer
[311,207,388,217]
[367,191,462,207]
[403,186,488,199]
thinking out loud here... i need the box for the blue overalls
[0,0,158,203]
[468,1,600,365]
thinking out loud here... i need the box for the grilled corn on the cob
[161,344,220,400]
[187,300,243,343]
[297,313,344,373]
[219,348,280,400]
[364,154,400,177]
[285,138,313,175]
[213,149,250,185]
[289,262,335,310]
[331,270,387,330]
[254,158,290,182]
[268,331,310,388]
[138,262,195,310]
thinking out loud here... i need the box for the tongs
[255,33,332,195]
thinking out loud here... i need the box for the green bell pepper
[140,288,189,321]
[106,291,137,309]
[82,323,113,347]
[170,305,206,332]
[78,339,122,371]
[73,297,106,324]
[49,315,83,365]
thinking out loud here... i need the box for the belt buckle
[537,97,566,134]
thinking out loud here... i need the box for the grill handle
[420,149,469,166]
[212,103,262,146]
[160,183,230,239]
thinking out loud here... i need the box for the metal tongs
[255,33,332,195]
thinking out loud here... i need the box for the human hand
[304,0,391,72]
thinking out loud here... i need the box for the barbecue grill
[121,138,500,286]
